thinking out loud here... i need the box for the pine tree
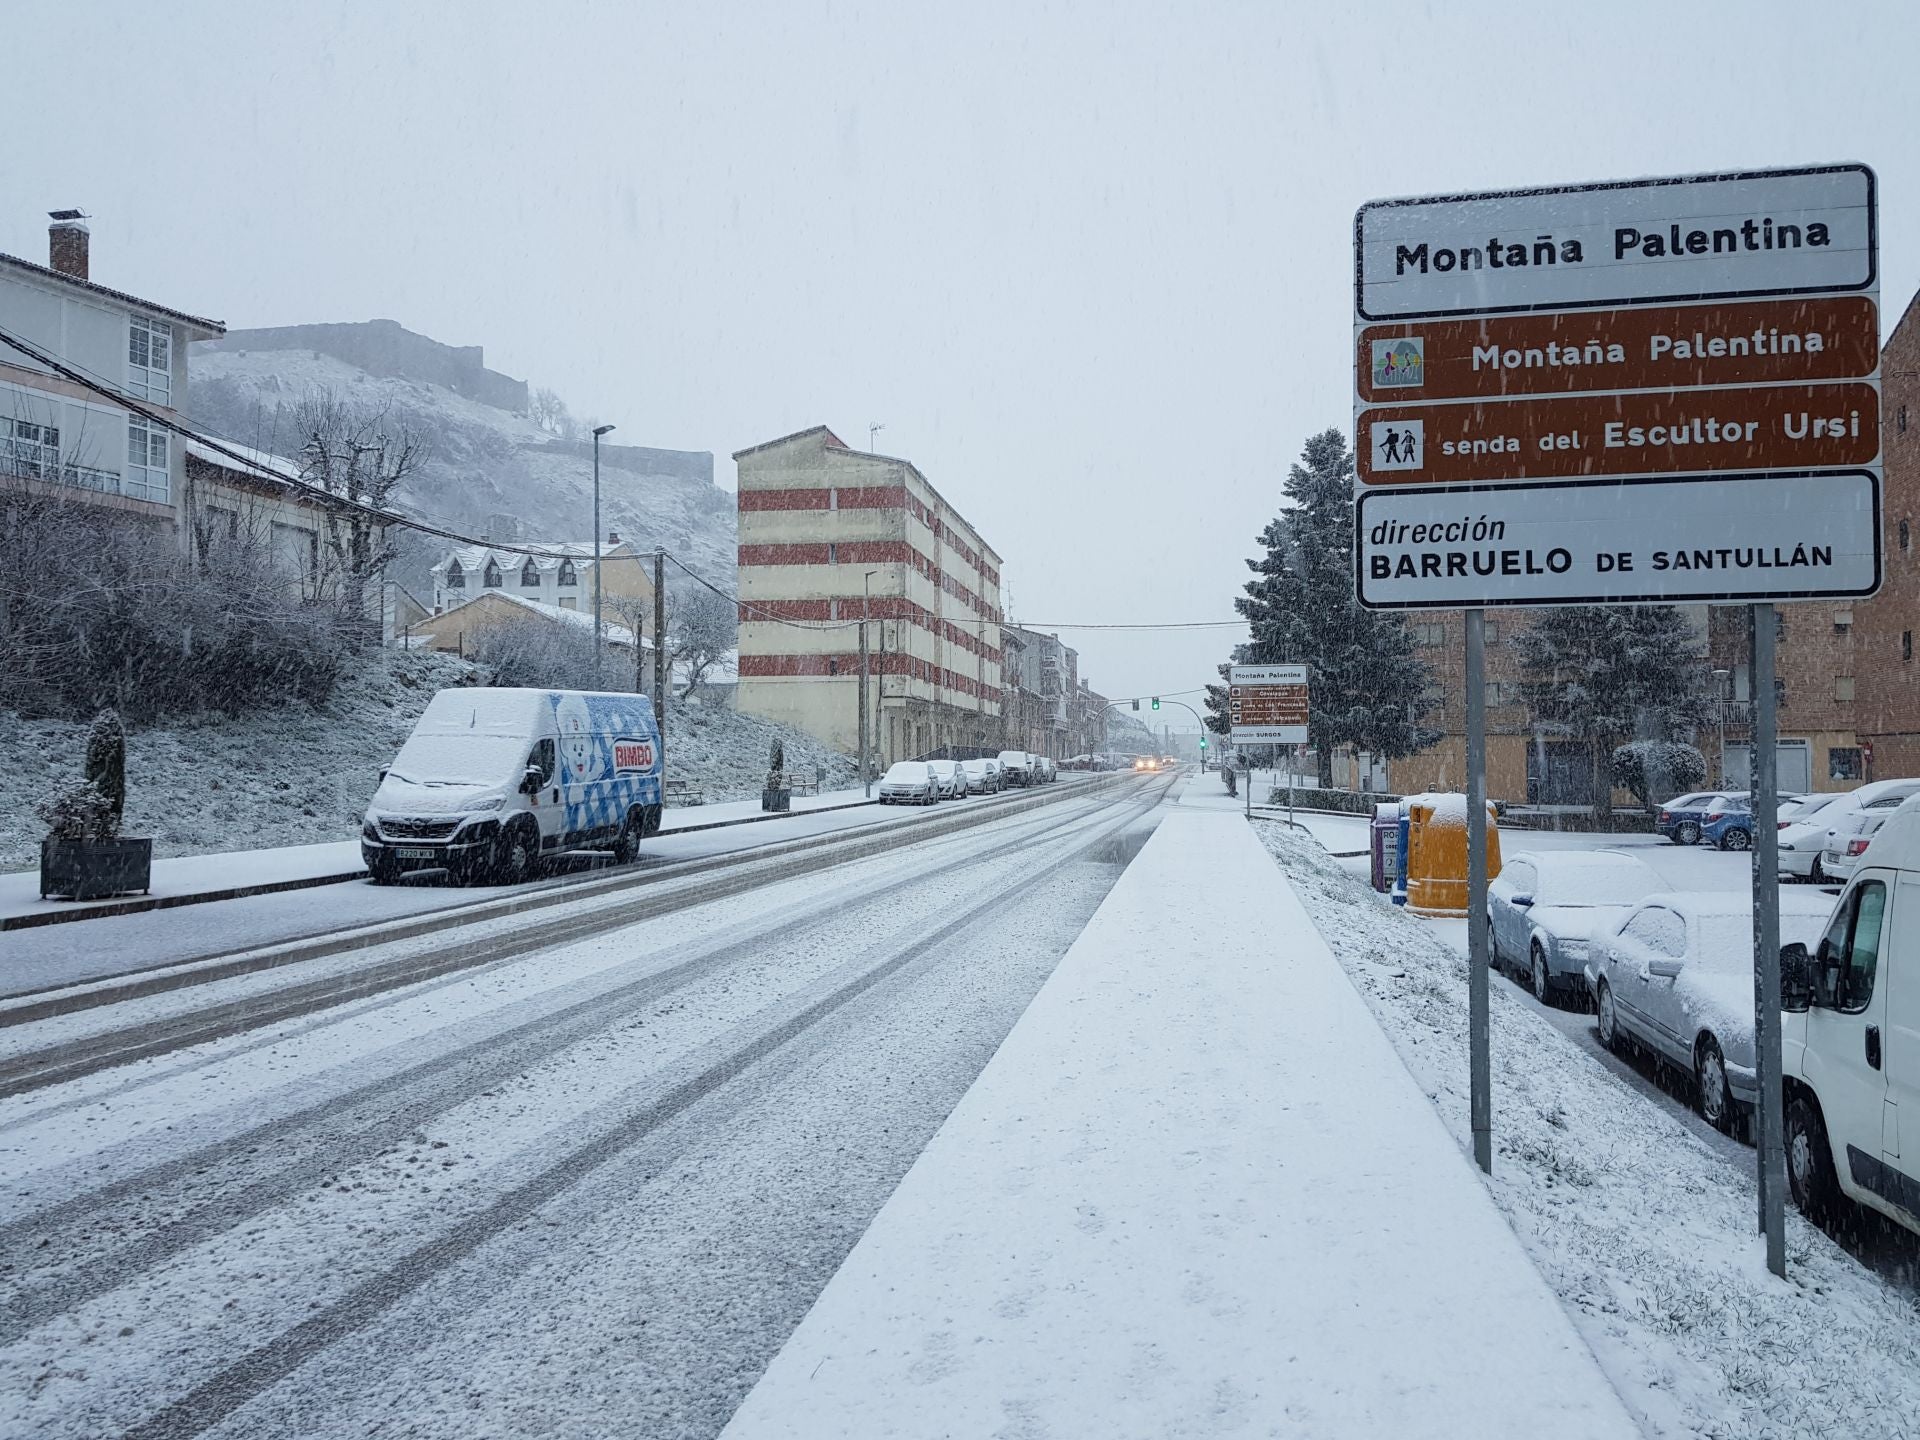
[1514,606,1713,818]
[1235,428,1438,785]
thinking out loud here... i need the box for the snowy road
[0,774,1173,1438]
[2,777,1108,999]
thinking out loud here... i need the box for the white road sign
[1229,664,1309,745]
[1357,164,1876,320]
[1355,470,1880,608]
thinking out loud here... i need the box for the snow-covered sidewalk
[0,791,878,929]
[720,806,1638,1439]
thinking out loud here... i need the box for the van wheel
[492,824,538,886]
[1696,1035,1734,1132]
[613,809,643,865]
[1786,1093,1841,1220]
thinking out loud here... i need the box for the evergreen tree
[1514,606,1713,818]
[1235,428,1438,785]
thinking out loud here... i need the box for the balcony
[3,442,126,497]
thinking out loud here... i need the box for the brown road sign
[1356,295,1878,404]
[1357,381,1879,487]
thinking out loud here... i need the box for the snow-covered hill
[184,333,736,597]
[3,651,855,871]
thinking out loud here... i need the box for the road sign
[1353,161,1880,611]
[1355,295,1878,404]
[1228,664,1308,745]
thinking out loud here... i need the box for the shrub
[37,779,120,843]
[84,708,127,819]
[1613,740,1709,810]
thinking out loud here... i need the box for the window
[526,738,556,787]
[128,315,173,405]
[125,416,169,503]
[1834,676,1855,702]
[1483,619,1501,644]
[558,597,577,611]
[521,560,541,588]
[1906,630,1914,663]
[827,487,838,510]
[557,559,577,586]
[200,504,240,546]
[1412,621,1445,647]
[1775,677,1788,710]
[446,559,466,589]
[1815,880,1887,1013]
[1902,404,1910,435]
[827,542,839,565]
[828,657,839,675]
[483,559,502,587]
[271,521,318,588]
[1830,747,1864,782]
[1833,610,1852,634]
[1902,519,1911,553]
[1,416,60,477]
[1624,906,1686,957]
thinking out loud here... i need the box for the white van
[362,687,664,885]
[1780,793,1920,1235]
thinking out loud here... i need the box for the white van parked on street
[362,687,664,885]
[1780,793,1920,1237]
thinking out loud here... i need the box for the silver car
[878,761,939,805]
[960,757,1001,793]
[929,759,969,800]
[1587,891,1833,1132]
[1488,850,1672,1005]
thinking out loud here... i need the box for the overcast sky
[6,0,1916,718]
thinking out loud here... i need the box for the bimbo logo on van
[613,737,657,774]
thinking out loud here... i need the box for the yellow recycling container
[1405,793,1501,917]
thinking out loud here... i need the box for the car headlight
[468,796,505,813]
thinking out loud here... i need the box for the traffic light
[1131,699,1139,711]
[1151,697,1160,710]
[1198,736,1208,749]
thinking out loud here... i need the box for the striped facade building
[732,426,1004,765]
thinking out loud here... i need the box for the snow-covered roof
[435,589,651,648]
[0,250,224,336]
[184,435,304,483]
[432,541,631,576]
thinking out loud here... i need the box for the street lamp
[861,569,877,795]
[591,423,616,686]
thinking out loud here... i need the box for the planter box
[761,787,792,813]
[39,837,153,900]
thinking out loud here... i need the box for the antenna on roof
[868,422,884,451]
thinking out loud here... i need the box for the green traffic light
[1151,697,1160,710]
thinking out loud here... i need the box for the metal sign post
[1751,603,1786,1273]
[1465,609,1492,1174]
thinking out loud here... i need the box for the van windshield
[387,733,529,787]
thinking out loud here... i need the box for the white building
[0,211,224,518]
[427,536,654,618]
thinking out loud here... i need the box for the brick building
[732,426,1003,765]
[1856,288,1920,780]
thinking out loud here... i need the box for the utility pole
[1751,604,1786,1277]
[876,619,888,767]
[861,570,876,795]
[590,424,616,687]
[654,546,667,762]
[1466,608,1492,1175]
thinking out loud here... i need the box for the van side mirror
[378,767,389,783]
[520,764,543,794]
[1781,943,1814,1013]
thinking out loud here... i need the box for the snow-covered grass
[1254,820,1920,1440]
[3,649,854,871]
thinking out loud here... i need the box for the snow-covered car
[1588,890,1834,1132]
[1656,792,1733,845]
[997,750,1035,787]
[1781,779,1920,881]
[1488,850,1672,1004]
[929,759,969,800]
[1820,801,1902,883]
[961,757,1002,793]
[1034,755,1057,784]
[1699,794,1754,851]
[878,761,939,805]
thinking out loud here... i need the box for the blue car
[1656,791,1731,846]
[1699,795,1754,851]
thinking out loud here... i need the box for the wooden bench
[664,778,705,807]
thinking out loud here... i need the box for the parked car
[1656,792,1734,845]
[1589,890,1834,1132]
[930,759,969,800]
[1819,800,1903,883]
[1034,755,1057,784]
[1781,779,1920,881]
[1488,850,1672,1004]
[1700,794,1755,851]
[997,750,1036,787]
[1779,797,1920,1236]
[960,757,1001,794]
[363,687,663,886]
[878,761,939,805]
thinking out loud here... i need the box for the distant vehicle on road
[930,759,969,800]
[961,757,1002,793]
[1132,756,1158,773]
[1590,890,1834,1133]
[1656,792,1733,846]
[1780,779,1920,882]
[997,750,1036,787]
[878,761,939,805]
[1489,850,1672,1004]
[363,687,663,886]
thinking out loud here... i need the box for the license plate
[396,848,437,860]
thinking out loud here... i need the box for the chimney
[606,530,620,544]
[48,209,90,280]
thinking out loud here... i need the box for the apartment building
[427,535,654,619]
[732,426,1003,763]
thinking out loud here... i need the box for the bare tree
[667,581,738,697]
[292,392,423,644]
[528,386,571,437]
